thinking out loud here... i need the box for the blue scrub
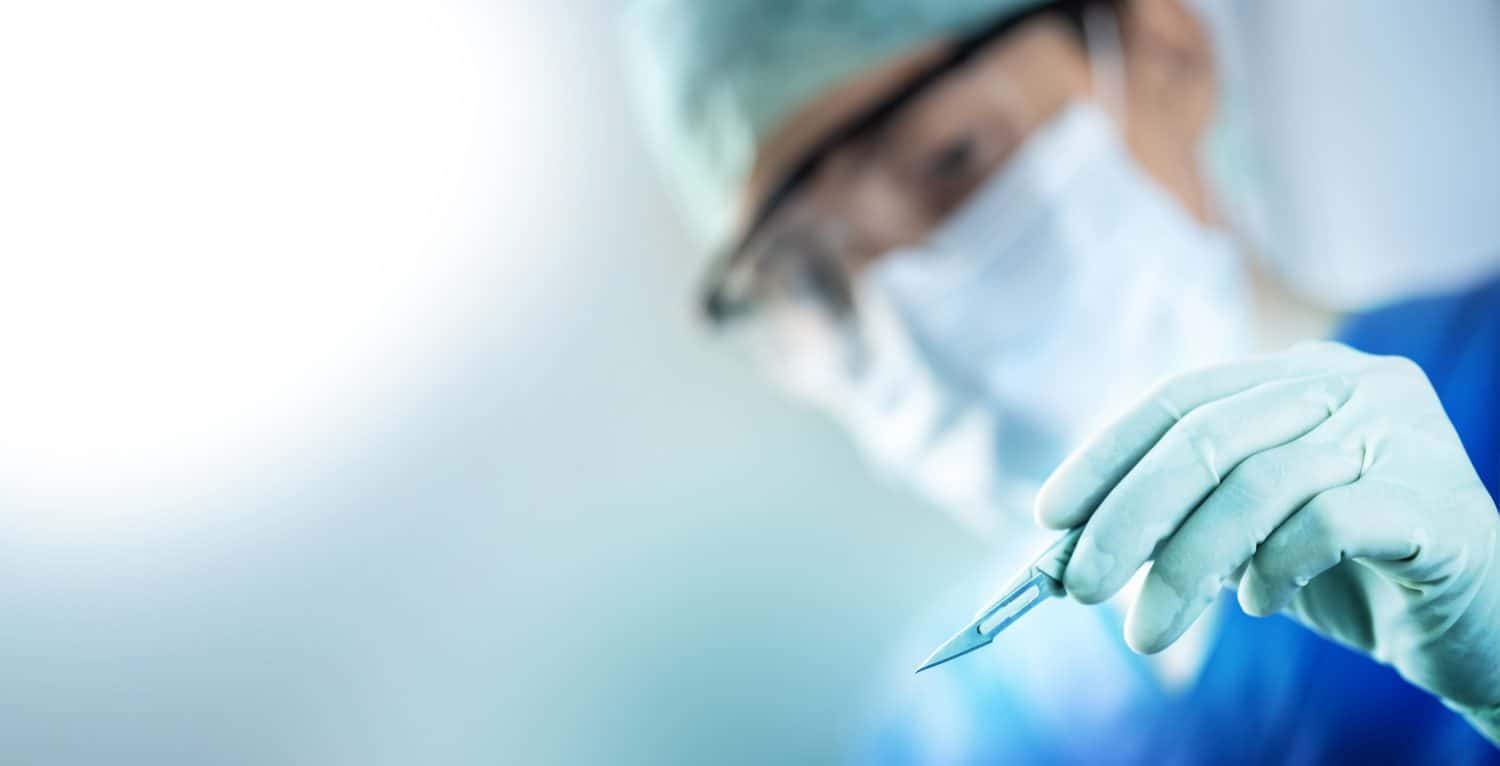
[860,276,1500,764]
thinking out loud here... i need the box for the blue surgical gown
[860,275,1500,764]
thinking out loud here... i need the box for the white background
[0,2,976,763]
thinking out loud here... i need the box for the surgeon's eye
[925,134,979,182]
[917,132,991,216]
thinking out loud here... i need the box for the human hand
[1035,342,1500,737]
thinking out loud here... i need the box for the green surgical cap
[622,0,1048,247]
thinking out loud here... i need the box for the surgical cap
[622,0,1048,246]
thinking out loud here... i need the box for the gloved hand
[1034,341,1500,741]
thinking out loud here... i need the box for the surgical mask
[783,101,1254,536]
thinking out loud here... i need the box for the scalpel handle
[1032,526,1084,586]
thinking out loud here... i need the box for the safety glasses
[698,0,1099,328]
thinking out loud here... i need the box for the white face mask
[796,101,1255,536]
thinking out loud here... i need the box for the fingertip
[1034,472,1090,530]
[1123,601,1178,655]
[1061,543,1111,605]
[1032,500,1075,530]
[1124,575,1183,655]
[1122,616,1158,655]
[1237,592,1270,617]
[1236,572,1276,617]
[1124,628,1170,656]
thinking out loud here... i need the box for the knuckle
[1177,403,1232,448]
[1162,412,1223,483]
[1172,406,1217,443]
[1148,365,1217,423]
[1150,383,1189,422]
[1382,353,1417,373]
[1377,354,1427,384]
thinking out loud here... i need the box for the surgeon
[623,0,1500,761]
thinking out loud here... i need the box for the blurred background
[0,1,1497,764]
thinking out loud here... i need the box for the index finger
[1034,342,1356,530]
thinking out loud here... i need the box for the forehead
[737,15,1087,241]
[739,41,953,233]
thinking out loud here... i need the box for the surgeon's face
[734,0,1216,274]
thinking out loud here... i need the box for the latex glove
[1035,342,1500,741]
